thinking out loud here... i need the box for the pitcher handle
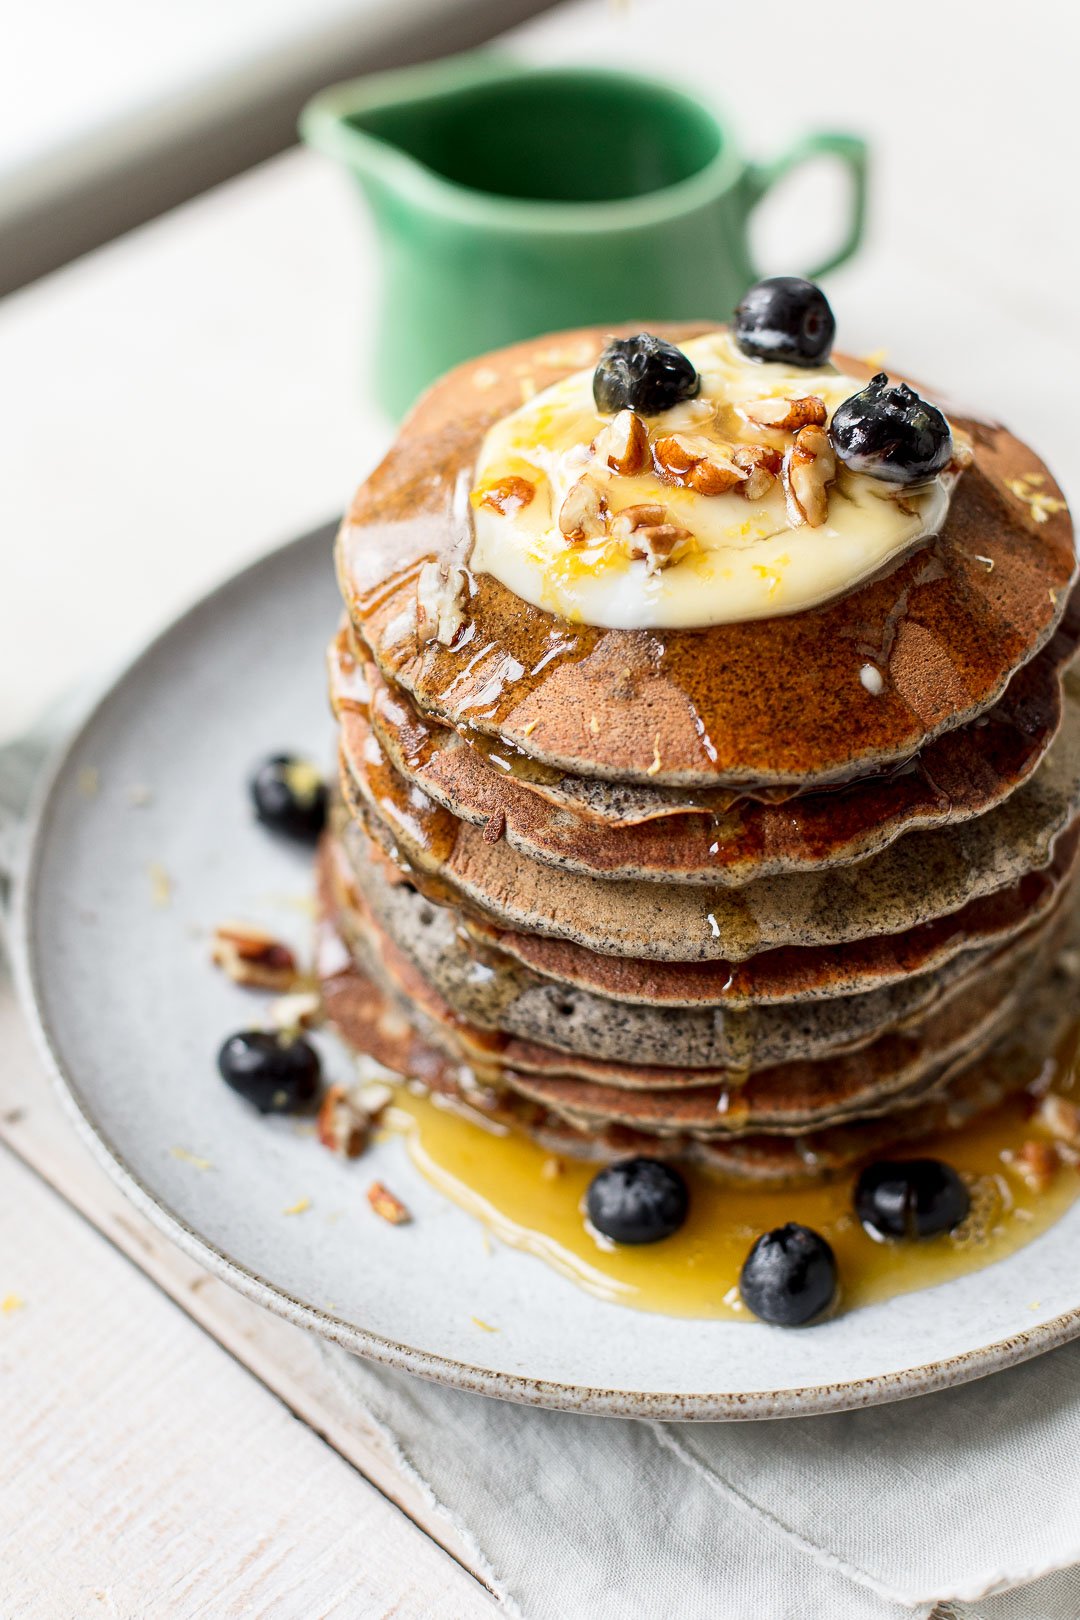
[745,131,868,281]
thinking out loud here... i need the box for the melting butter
[470,331,959,629]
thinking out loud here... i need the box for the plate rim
[12,525,1080,1422]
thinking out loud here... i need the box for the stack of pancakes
[318,326,1080,1183]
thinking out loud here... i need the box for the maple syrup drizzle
[378,1022,1080,1321]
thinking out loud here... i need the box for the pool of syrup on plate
[377,1022,1080,1320]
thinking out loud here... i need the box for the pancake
[338,325,1075,789]
[321,948,1069,1181]
[329,623,773,826]
[316,845,1080,1180]
[329,599,1080,882]
[332,838,1060,1132]
[463,824,1080,1006]
[339,672,1080,961]
[330,824,1015,1073]
[500,954,1034,1134]
[692,952,1080,1178]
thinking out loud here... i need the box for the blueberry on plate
[829,373,952,485]
[592,334,699,416]
[585,1157,689,1244]
[732,276,835,367]
[217,1030,321,1114]
[855,1158,970,1241]
[739,1222,838,1326]
[250,754,327,842]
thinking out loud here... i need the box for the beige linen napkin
[318,1340,1080,1620]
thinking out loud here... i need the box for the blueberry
[592,334,699,416]
[250,754,327,842]
[829,373,952,485]
[217,1030,321,1114]
[739,1223,837,1326]
[733,276,835,367]
[855,1158,970,1241]
[585,1157,689,1244]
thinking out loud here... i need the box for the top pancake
[337,324,1075,789]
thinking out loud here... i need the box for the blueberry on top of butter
[592,333,699,415]
[733,276,835,367]
[830,373,953,485]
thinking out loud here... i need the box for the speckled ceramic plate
[15,528,1080,1420]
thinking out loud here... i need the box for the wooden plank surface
[0,976,499,1618]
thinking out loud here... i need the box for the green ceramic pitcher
[300,55,868,420]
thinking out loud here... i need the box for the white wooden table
[1,1,1078,1613]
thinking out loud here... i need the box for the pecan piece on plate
[1012,1140,1060,1193]
[211,922,299,991]
[317,1084,370,1159]
[368,1180,412,1225]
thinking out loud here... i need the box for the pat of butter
[469,331,958,629]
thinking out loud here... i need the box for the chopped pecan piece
[610,502,693,572]
[610,502,667,535]
[268,990,322,1032]
[416,561,468,646]
[356,1080,393,1117]
[367,1180,412,1224]
[732,444,782,500]
[211,923,298,991]
[629,524,694,572]
[1012,1140,1060,1193]
[1035,1094,1080,1145]
[317,1084,369,1159]
[653,433,742,495]
[786,424,836,527]
[741,395,827,432]
[558,477,608,543]
[592,409,649,476]
[476,475,535,515]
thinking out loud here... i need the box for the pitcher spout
[299,52,518,207]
